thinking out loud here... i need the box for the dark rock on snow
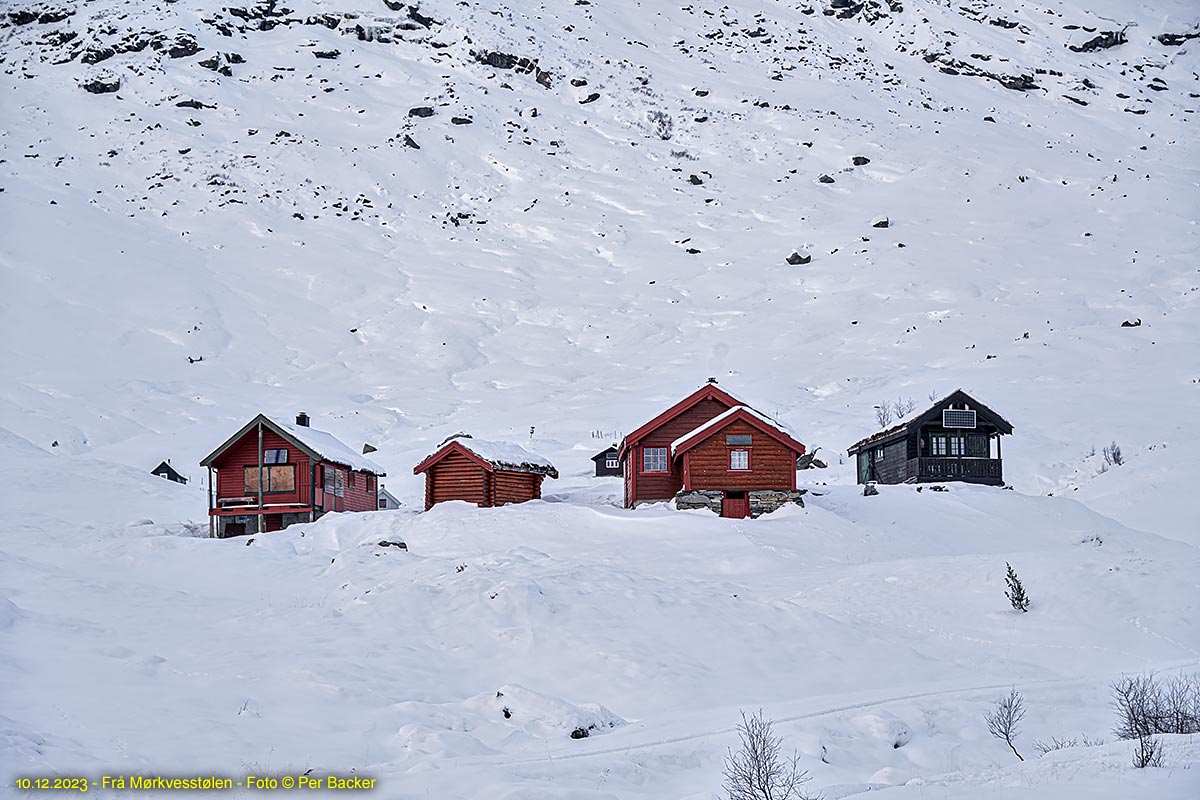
[852,156,871,166]
[786,252,811,265]
[409,106,435,117]
[81,76,121,94]
[1069,30,1126,53]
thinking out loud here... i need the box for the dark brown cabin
[847,389,1013,486]
[413,434,558,511]
[200,413,385,537]
[591,445,622,477]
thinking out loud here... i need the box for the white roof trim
[670,405,792,456]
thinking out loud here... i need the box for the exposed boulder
[81,74,121,94]
[1069,30,1126,53]
[786,252,811,265]
[872,217,890,228]
[408,106,435,117]
[167,34,201,59]
[852,155,871,166]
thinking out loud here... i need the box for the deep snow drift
[1,0,1198,796]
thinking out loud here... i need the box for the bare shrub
[1102,441,1123,466]
[893,397,917,417]
[874,404,893,429]
[1132,734,1164,768]
[647,109,674,140]
[723,709,816,800]
[1032,734,1103,756]
[1111,672,1200,739]
[984,688,1026,761]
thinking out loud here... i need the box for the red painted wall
[624,397,732,506]
[213,427,313,508]
[683,419,797,492]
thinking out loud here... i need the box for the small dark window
[726,434,752,446]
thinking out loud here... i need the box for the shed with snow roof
[413,434,558,511]
[200,412,385,538]
[618,381,806,518]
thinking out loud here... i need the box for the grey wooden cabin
[847,390,1012,486]
[591,444,622,477]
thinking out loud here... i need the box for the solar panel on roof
[943,409,977,429]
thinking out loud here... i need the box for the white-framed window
[730,450,750,470]
[263,448,289,464]
[605,456,619,469]
[642,447,668,472]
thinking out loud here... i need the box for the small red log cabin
[618,383,806,517]
[413,434,558,511]
[200,413,385,538]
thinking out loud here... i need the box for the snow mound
[470,684,627,740]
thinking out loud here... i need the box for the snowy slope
[2,431,1199,797]
[2,0,1199,796]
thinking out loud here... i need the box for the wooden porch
[907,456,1003,484]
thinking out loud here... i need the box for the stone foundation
[674,489,807,518]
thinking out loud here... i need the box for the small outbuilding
[377,485,402,510]
[591,444,622,477]
[847,389,1013,486]
[413,434,558,511]
[151,460,188,484]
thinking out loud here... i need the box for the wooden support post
[207,467,215,538]
[257,421,265,534]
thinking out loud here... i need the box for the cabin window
[605,456,619,469]
[324,467,346,497]
[730,450,750,471]
[263,448,288,465]
[642,447,668,472]
[349,472,357,489]
[726,434,752,446]
[873,447,885,460]
[931,435,966,456]
[379,498,388,509]
[244,465,296,493]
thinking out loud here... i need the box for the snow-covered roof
[268,416,385,473]
[670,405,795,456]
[421,434,557,476]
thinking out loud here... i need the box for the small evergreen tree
[1005,563,1030,612]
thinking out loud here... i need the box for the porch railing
[909,457,1002,480]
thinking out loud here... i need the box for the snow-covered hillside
[2,0,1198,796]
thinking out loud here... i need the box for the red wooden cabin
[200,413,385,538]
[413,434,558,511]
[619,383,805,517]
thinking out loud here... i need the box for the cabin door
[721,491,749,519]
